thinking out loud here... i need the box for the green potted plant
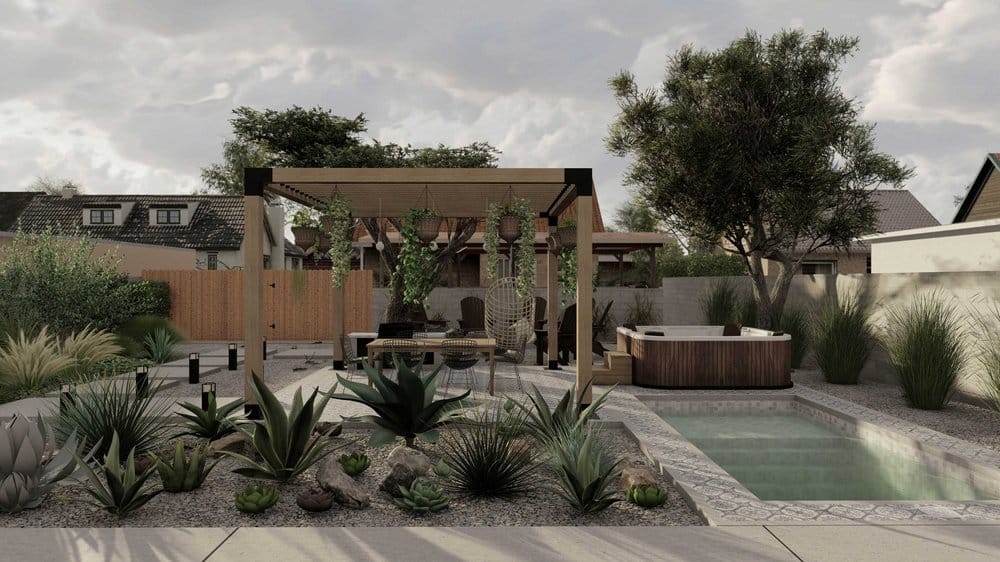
[290,209,320,252]
[484,197,535,297]
[324,194,353,289]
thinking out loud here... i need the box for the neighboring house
[761,189,939,275]
[0,191,38,230]
[864,153,1000,273]
[7,187,290,270]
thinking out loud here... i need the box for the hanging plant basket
[556,225,577,250]
[498,215,522,243]
[292,226,318,251]
[319,215,337,233]
[416,215,442,243]
[316,231,332,253]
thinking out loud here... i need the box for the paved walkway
[4,524,999,561]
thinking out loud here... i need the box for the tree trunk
[745,252,796,330]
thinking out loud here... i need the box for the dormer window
[156,209,181,225]
[89,209,114,224]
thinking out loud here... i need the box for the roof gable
[953,153,1000,223]
[0,192,38,230]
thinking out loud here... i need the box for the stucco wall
[869,224,1000,273]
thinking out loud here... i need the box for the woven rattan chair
[440,338,479,397]
[485,277,535,391]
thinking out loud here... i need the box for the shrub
[547,427,623,513]
[114,281,171,318]
[885,294,966,410]
[223,372,343,482]
[779,307,810,369]
[0,415,83,513]
[59,326,123,372]
[0,327,75,393]
[143,328,177,364]
[332,358,469,447]
[811,292,876,384]
[152,441,219,493]
[52,375,172,464]
[235,484,278,514]
[441,403,537,498]
[74,431,161,518]
[737,292,757,328]
[116,315,184,358]
[394,480,450,515]
[699,279,741,325]
[175,394,245,440]
[509,383,610,443]
[624,291,660,326]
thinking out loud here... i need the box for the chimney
[61,185,77,198]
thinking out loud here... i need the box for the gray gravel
[156,359,326,399]
[2,428,702,528]
[793,368,1000,453]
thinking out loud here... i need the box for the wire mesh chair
[340,335,365,380]
[485,277,535,391]
[440,338,480,397]
[381,338,426,373]
[492,333,529,391]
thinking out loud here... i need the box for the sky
[1,0,997,224]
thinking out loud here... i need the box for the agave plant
[0,327,75,392]
[74,431,161,517]
[0,415,83,513]
[394,479,450,515]
[175,394,245,440]
[59,326,123,372]
[337,453,371,477]
[151,441,219,493]
[548,427,623,514]
[441,402,536,498]
[627,484,667,508]
[143,328,176,364]
[509,383,611,442]
[332,358,469,447]
[222,372,343,481]
[235,483,279,514]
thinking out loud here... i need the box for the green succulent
[432,459,452,480]
[235,483,279,514]
[151,441,219,493]
[394,479,450,515]
[337,453,371,477]
[627,484,667,508]
[0,415,84,513]
[175,394,245,441]
[73,431,161,518]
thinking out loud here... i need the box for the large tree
[202,106,500,321]
[607,30,911,328]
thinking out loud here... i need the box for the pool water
[659,411,997,501]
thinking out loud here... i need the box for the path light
[263,338,267,361]
[135,365,150,398]
[59,384,74,414]
[201,382,216,410]
[228,343,238,371]
[188,353,200,384]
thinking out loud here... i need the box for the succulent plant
[235,483,279,514]
[175,394,245,441]
[296,486,334,512]
[0,415,83,513]
[627,484,667,508]
[74,431,161,518]
[151,441,219,493]
[394,479,450,515]
[432,459,452,480]
[337,453,371,477]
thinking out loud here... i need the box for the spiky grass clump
[441,403,537,498]
[699,279,740,325]
[885,293,966,410]
[59,326,123,372]
[779,307,810,369]
[972,302,1000,412]
[811,292,876,384]
[0,327,75,392]
[143,328,177,364]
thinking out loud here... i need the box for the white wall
[867,219,1000,273]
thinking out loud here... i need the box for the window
[89,209,114,224]
[156,209,181,224]
[206,253,218,270]
[800,261,837,275]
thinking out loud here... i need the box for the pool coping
[601,385,1000,525]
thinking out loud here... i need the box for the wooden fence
[142,269,373,341]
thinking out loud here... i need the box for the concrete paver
[767,524,1000,562]
[0,527,234,562]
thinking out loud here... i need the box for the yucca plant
[700,279,741,325]
[811,292,876,384]
[222,372,343,481]
[51,375,172,464]
[74,431,161,517]
[59,326,123,372]
[779,307,810,369]
[332,358,469,447]
[509,383,610,443]
[394,479,450,514]
[235,483,278,514]
[548,427,623,514]
[151,441,219,493]
[143,328,176,364]
[441,402,537,498]
[0,327,75,392]
[884,293,966,410]
[0,415,84,513]
[175,394,245,440]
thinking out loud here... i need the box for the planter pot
[316,232,332,253]
[292,226,319,251]
[498,215,522,244]
[556,225,577,250]
[320,215,336,233]
[416,216,443,243]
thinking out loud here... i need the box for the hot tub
[617,325,791,389]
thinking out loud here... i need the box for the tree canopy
[607,29,911,327]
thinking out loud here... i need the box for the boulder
[296,486,335,512]
[208,432,246,457]
[620,466,657,493]
[316,457,371,508]
[314,421,343,437]
[380,463,422,497]
[508,437,534,462]
[386,446,432,475]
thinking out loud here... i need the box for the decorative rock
[296,486,334,512]
[620,466,657,492]
[316,457,371,508]
[380,463,422,497]
[386,445,432,475]
[508,437,533,461]
[208,432,246,457]
[314,421,342,437]
[134,455,154,474]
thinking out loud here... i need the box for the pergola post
[242,168,270,419]
[545,215,559,370]
[332,286,345,369]
[570,169,593,406]
[647,247,657,288]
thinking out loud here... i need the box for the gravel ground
[794,368,1000,453]
[2,428,702,528]
[155,359,326,399]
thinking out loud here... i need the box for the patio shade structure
[243,167,596,417]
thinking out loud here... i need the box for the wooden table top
[365,337,496,350]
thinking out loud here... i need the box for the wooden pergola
[242,167,596,417]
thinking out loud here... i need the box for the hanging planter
[316,231,332,253]
[556,219,577,250]
[416,214,442,243]
[498,215,522,244]
[292,226,318,252]
[396,208,438,307]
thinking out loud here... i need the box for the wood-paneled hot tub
[617,326,792,389]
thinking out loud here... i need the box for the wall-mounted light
[188,353,200,384]
[201,382,217,410]
[228,343,238,371]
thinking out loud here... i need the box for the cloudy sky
[1,0,996,223]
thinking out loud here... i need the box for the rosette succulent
[394,479,450,515]
[235,483,279,514]
[337,453,371,477]
[0,415,82,513]
[627,484,667,508]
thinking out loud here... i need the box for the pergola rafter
[242,167,595,417]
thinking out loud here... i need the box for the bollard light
[188,352,200,384]
[263,338,268,361]
[59,384,74,414]
[135,365,150,398]
[201,382,217,410]
[228,343,238,371]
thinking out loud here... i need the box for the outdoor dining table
[364,337,500,395]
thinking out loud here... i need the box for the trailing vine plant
[396,208,437,308]
[484,197,536,297]
[556,218,597,305]
[324,194,353,289]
